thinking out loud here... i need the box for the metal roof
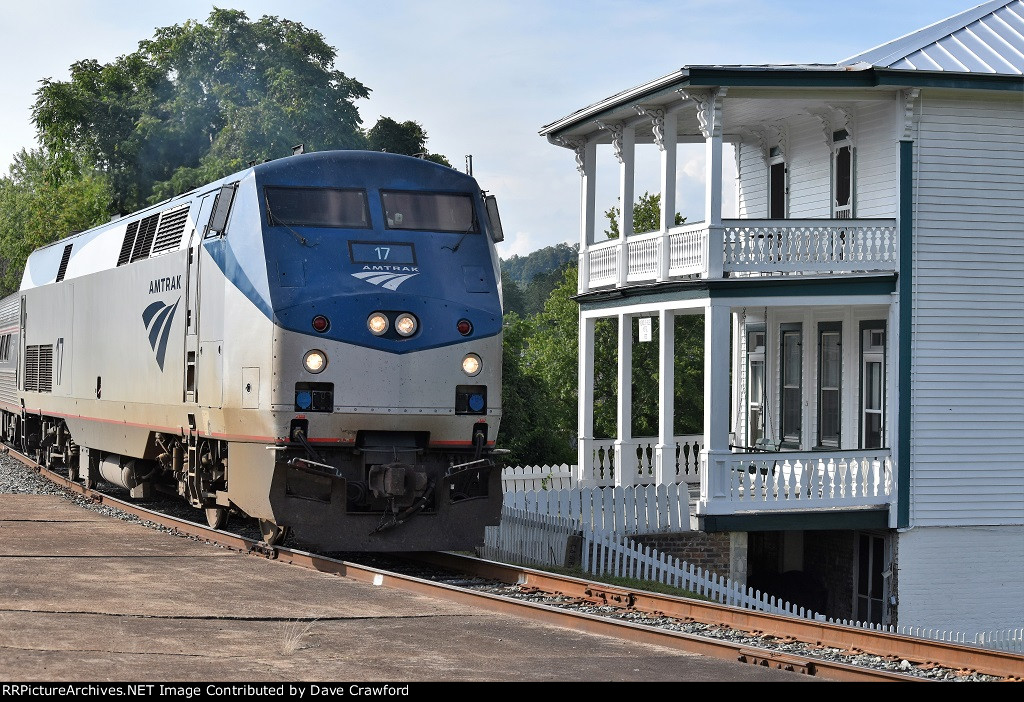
[840,0,1024,74]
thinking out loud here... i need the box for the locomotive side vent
[55,243,73,282]
[24,344,53,393]
[151,206,190,254]
[130,213,160,262]
[116,221,140,266]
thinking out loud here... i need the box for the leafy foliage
[2,9,455,294]
[0,148,110,297]
[603,191,684,238]
[366,116,451,167]
[501,242,578,287]
[33,9,373,213]
[497,196,702,466]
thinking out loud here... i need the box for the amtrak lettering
[361,265,419,273]
[351,266,420,291]
[149,275,182,294]
[142,297,180,371]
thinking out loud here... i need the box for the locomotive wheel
[205,506,228,530]
[259,519,289,546]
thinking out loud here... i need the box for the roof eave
[541,64,1022,143]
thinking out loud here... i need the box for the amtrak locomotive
[0,150,505,550]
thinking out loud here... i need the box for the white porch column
[682,88,727,279]
[659,110,678,282]
[636,105,677,282]
[598,121,635,288]
[615,312,634,485]
[577,315,596,484]
[700,302,732,503]
[577,139,597,294]
[655,308,675,484]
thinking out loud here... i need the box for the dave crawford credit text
[2,685,412,697]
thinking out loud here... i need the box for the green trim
[700,508,889,532]
[685,66,1023,92]
[710,275,896,299]
[874,68,1023,92]
[574,274,897,311]
[897,141,913,529]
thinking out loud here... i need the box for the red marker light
[312,315,330,333]
[457,319,472,336]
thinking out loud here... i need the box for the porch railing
[702,449,894,514]
[582,218,897,289]
[583,435,703,487]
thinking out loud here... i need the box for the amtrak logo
[142,298,180,371]
[352,269,419,290]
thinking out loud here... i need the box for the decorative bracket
[554,136,588,173]
[595,121,625,163]
[901,88,920,140]
[738,126,771,162]
[679,87,728,138]
[634,105,667,150]
[809,105,855,148]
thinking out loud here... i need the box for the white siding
[853,101,898,217]
[910,91,1024,528]
[786,114,831,218]
[736,141,767,218]
[896,526,1024,633]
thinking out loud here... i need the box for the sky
[0,0,979,259]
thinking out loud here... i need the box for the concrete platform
[0,494,814,682]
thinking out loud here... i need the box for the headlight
[462,353,481,376]
[367,313,389,336]
[395,313,418,337]
[303,349,327,374]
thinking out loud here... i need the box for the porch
[581,218,898,291]
[576,296,899,529]
[581,437,894,517]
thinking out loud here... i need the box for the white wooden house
[537,0,1023,634]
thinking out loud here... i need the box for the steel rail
[11,447,1019,682]
[413,552,1024,680]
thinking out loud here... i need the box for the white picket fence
[500,464,577,492]
[483,500,1024,654]
[481,505,821,619]
[583,528,821,618]
[502,483,695,536]
[479,508,576,569]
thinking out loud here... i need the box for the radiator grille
[24,344,53,393]
[151,206,190,254]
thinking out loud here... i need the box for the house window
[832,130,854,219]
[746,326,766,447]
[855,532,887,625]
[779,323,802,448]
[860,322,886,449]
[768,146,786,219]
[817,322,842,448]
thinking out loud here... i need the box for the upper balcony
[581,217,898,291]
[542,81,918,295]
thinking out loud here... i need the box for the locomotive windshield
[265,187,370,228]
[381,191,478,233]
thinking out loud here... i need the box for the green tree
[33,8,371,212]
[366,116,451,167]
[497,191,703,466]
[498,312,575,466]
[0,148,110,297]
[603,191,684,238]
